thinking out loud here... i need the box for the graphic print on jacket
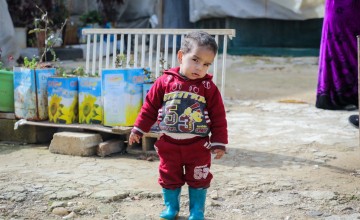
[158,91,210,136]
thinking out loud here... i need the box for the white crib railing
[82,28,235,97]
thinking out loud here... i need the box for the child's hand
[129,132,141,145]
[212,149,225,159]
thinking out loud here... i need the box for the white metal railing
[82,28,236,97]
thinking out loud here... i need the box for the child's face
[177,45,215,80]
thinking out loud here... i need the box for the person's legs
[160,188,181,220]
[315,0,360,110]
[183,137,212,188]
[182,137,212,220]
[156,136,185,188]
[188,187,207,220]
[155,136,185,219]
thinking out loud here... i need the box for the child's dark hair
[180,31,218,55]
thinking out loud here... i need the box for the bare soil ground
[0,56,359,220]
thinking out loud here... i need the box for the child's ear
[177,50,183,64]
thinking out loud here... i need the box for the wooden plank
[143,132,161,138]
[16,119,160,153]
[15,119,132,135]
[111,126,132,134]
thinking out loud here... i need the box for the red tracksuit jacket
[132,67,228,151]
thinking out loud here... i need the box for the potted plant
[78,10,103,43]
[7,1,69,49]
[0,50,15,112]
[28,5,67,62]
[13,6,67,121]
[79,10,103,28]
[7,0,39,48]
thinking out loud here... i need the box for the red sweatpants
[155,134,213,189]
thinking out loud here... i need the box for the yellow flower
[91,104,103,124]
[125,102,142,125]
[79,94,97,124]
[48,94,62,123]
[70,94,78,123]
[57,95,78,124]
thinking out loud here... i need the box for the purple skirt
[316,0,360,110]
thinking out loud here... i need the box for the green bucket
[0,70,14,112]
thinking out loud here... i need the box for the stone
[63,211,76,219]
[97,139,125,157]
[50,190,82,200]
[49,132,103,156]
[52,207,69,216]
[50,201,66,210]
[299,191,336,201]
[90,190,129,202]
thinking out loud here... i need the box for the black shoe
[348,114,359,128]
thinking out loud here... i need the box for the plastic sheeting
[189,0,325,22]
[0,0,19,67]
[69,0,158,28]
[114,0,159,28]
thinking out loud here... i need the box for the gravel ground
[0,56,359,220]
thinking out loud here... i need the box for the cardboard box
[0,70,14,112]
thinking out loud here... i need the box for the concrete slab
[49,131,103,156]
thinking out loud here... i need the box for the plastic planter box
[0,70,14,112]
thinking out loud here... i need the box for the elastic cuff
[131,128,144,137]
[211,145,226,152]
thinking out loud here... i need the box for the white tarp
[189,0,325,22]
[0,0,19,67]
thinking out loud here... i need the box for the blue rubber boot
[188,187,207,220]
[160,188,181,220]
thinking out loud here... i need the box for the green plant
[115,53,168,83]
[55,66,96,77]
[72,66,86,76]
[79,10,103,26]
[23,57,38,69]
[159,57,171,73]
[115,53,126,68]
[143,68,154,83]
[56,66,79,77]
[146,57,168,82]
